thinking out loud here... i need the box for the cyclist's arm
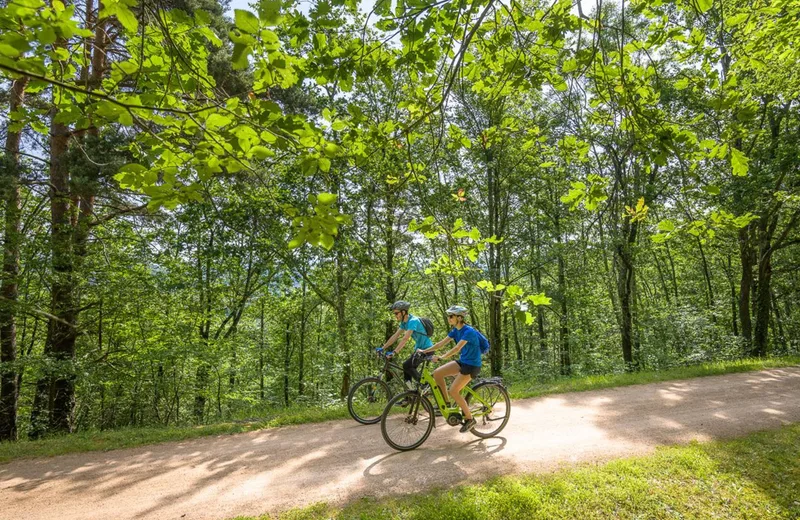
[393,329,414,354]
[421,337,452,354]
[381,328,402,350]
[437,339,467,360]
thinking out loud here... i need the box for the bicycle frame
[376,348,404,388]
[415,358,494,425]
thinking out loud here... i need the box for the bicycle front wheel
[466,382,511,438]
[381,391,434,451]
[348,377,392,425]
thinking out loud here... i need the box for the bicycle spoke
[348,377,392,425]
[466,383,510,438]
[381,392,434,451]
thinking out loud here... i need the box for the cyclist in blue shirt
[421,305,481,432]
[382,301,433,388]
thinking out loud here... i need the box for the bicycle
[347,347,406,424]
[380,353,511,451]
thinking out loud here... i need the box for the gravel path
[2,367,799,520]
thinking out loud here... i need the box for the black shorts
[456,361,481,378]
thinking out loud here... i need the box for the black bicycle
[347,347,405,424]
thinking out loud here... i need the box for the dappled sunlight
[657,389,684,402]
[2,368,799,520]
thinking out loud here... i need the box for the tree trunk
[0,76,29,441]
[615,219,639,370]
[336,248,350,398]
[696,238,715,313]
[259,300,265,400]
[298,281,306,396]
[555,215,571,375]
[486,153,503,376]
[752,228,773,357]
[284,321,291,407]
[739,225,755,352]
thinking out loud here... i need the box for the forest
[0,0,798,443]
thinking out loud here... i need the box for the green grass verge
[243,424,800,520]
[507,355,800,400]
[1,355,798,464]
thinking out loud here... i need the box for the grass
[243,423,800,520]
[507,355,800,400]
[1,355,798,464]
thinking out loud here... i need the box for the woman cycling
[421,305,481,433]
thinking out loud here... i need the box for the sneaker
[405,380,416,391]
[420,383,431,395]
[459,418,476,433]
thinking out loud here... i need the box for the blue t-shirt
[400,314,433,350]
[448,325,482,367]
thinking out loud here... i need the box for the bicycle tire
[347,377,392,425]
[380,391,435,451]
[465,382,511,438]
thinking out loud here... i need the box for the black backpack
[419,317,434,337]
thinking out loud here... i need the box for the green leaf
[695,0,713,13]
[39,26,57,45]
[205,113,232,129]
[657,219,675,232]
[318,157,331,172]
[319,233,335,250]
[731,147,749,176]
[725,13,748,26]
[317,192,337,205]
[235,10,260,33]
[232,43,251,70]
[259,0,282,25]
[115,5,138,32]
[119,163,147,174]
[0,44,20,58]
[251,146,272,159]
[529,293,552,306]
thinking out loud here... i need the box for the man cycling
[381,301,433,389]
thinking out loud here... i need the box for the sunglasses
[447,314,457,318]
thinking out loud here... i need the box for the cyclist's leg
[449,373,473,420]
[402,356,419,388]
[433,361,460,406]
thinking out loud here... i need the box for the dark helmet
[390,300,411,312]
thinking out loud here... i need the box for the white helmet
[446,305,468,317]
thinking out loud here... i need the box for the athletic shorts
[456,361,481,378]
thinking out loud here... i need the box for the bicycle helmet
[445,305,468,317]
[390,300,411,312]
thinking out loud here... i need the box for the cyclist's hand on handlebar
[431,355,441,362]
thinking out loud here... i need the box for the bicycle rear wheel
[348,377,392,425]
[381,391,434,451]
[466,382,511,438]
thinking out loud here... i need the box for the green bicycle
[380,354,511,451]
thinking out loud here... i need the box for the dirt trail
[2,367,799,520]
